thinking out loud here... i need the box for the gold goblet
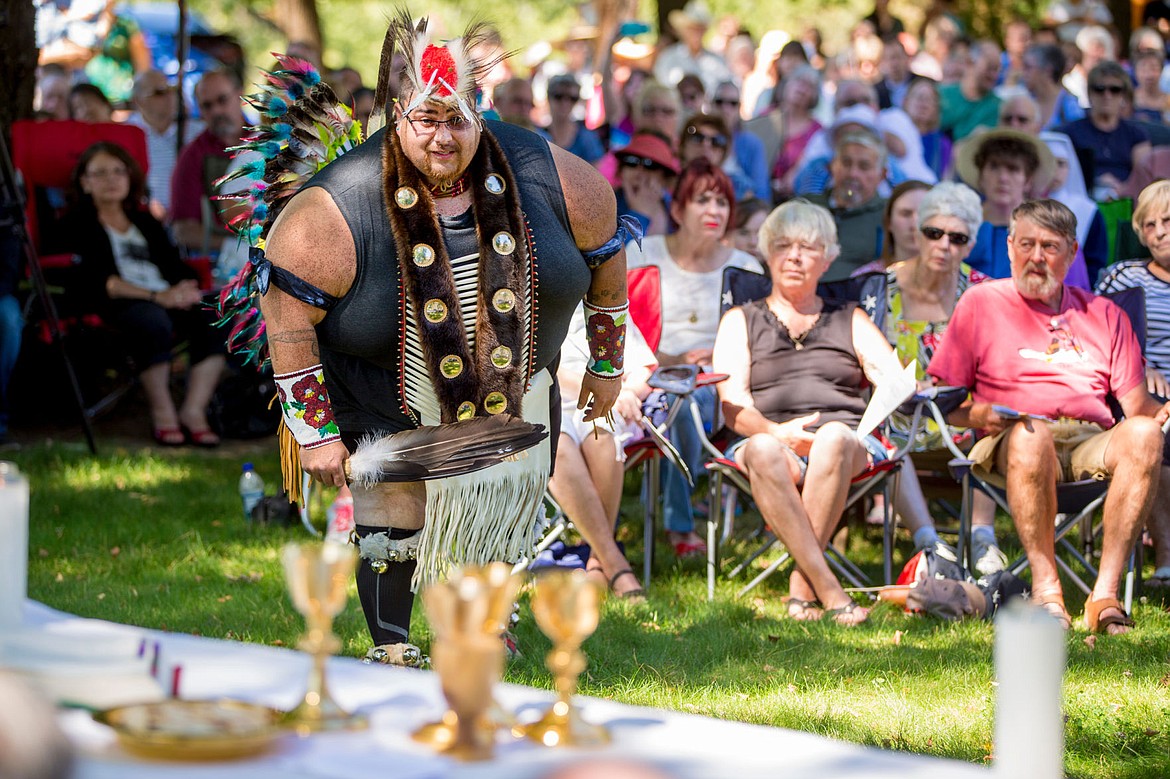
[412,563,522,759]
[518,568,609,747]
[282,541,367,734]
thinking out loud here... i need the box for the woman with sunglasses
[880,182,1007,572]
[678,113,755,203]
[540,74,605,166]
[1055,61,1152,200]
[612,132,681,237]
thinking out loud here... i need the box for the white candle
[0,462,29,630]
[994,598,1066,778]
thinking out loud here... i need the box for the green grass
[13,442,1170,779]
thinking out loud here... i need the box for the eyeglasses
[684,125,728,148]
[402,113,475,134]
[617,154,666,172]
[642,104,678,116]
[713,97,740,107]
[1089,84,1126,95]
[921,225,971,245]
[549,93,579,102]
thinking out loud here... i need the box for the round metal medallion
[484,174,505,195]
[412,244,435,267]
[492,231,516,255]
[439,355,463,379]
[423,298,447,323]
[395,187,419,209]
[492,288,516,313]
[484,392,507,415]
[490,345,512,368]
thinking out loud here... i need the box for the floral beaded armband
[583,301,628,380]
[275,365,342,448]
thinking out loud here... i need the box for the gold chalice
[412,563,522,759]
[517,568,609,747]
[281,541,367,734]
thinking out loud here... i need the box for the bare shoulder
[264,187,356,297]
[548,142,617,251]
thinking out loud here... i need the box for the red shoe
[152,427,185,447]
[182,426,221,448]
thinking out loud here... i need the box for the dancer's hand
[301,439,349,487]
[578,372,620,422]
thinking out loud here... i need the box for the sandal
[152,427,185,447]
[1033,592,1072,631]
[182,425,221,448]
[1084,596,1134,635]
[783,597,823,621]
[608,568,647,602]
[823,600,869,627]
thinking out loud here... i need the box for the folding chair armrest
[647,364,700,395]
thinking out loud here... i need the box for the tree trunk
[273,0,324,53]
[0,0,39,142]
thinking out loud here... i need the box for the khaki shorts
[967,419,1115,488]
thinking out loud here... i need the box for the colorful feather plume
[212,54,364,367]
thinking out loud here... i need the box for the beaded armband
[583,301,628,380]
[275,365,342,448]
[581,214,644,270]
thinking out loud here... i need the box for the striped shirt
[125,113,204,210]
[1096,259,1170,374]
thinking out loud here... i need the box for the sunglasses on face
[921,225,971,245]
[684,125,728,148]
[1090,84,1126,95]
[550,93,579,102]
[618,154,666,172]
[713,97,740,107]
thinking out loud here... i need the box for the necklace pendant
[794,342,803,350]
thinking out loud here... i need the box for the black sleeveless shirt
[742,298,867,430]
[303,121,591,435]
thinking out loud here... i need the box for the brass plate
[94,699,285,761]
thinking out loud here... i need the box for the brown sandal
[1033,593,1071,631]
[1084,596,1134,635]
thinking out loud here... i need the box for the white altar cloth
[14,602,988,779]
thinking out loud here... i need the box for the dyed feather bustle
[212,56,363,369]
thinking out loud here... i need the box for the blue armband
[581,214,644,270]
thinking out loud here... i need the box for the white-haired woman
[885,181,1004,573]
[711,199,904,625]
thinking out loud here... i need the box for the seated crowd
[16,2,1170,627]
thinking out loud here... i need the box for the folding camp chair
[694,268,921,599]
[916,287,1151,613]
[10,120,151,444]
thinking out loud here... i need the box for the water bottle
[238,463,265,522]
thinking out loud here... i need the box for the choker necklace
[429,176,468,199]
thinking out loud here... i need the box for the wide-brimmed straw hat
[955,128,1057,193]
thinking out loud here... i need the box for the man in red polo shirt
[169,69,244,253]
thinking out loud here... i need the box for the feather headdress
[211,55,363,367]
[368,8,509,135]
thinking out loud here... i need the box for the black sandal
[823,600,869,626]
[608,568,646,602]
[784,597,823,621]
